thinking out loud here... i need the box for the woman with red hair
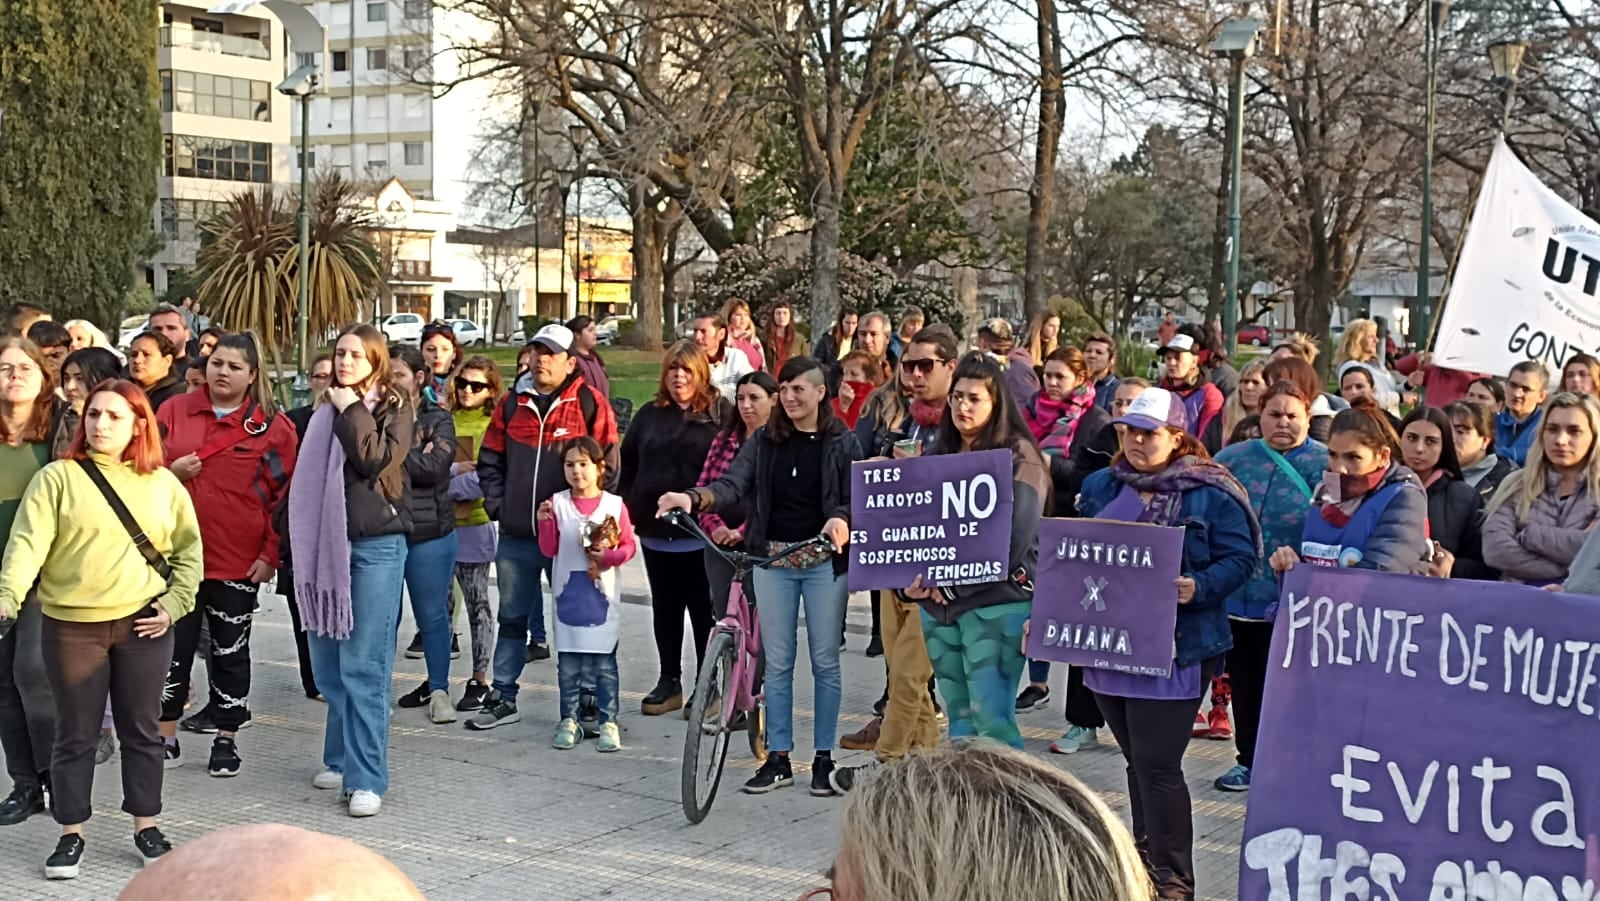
[0,380,203,880]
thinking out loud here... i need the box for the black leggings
[1096,656,1221,901]
[1064,665,1105,729]
[1227,620,1273,768]
[643,547,714,682]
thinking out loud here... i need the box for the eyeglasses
[900,357,945,376]
[0,363,40,380]
[455,377,491,394]
[796,889,834,900]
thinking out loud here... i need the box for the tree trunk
[631,191,665,351]
[1023,0,1064,323]
[809,188,842,337]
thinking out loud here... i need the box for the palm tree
[195,175,381,398]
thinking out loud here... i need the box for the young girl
[832,350,882,429]
[537,438,637,752]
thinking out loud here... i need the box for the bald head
[119,824,424,901]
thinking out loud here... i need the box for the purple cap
[1113,387,1188,431]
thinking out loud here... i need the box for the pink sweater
[537,494,638,569]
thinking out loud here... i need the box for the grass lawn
[468,346,661,410]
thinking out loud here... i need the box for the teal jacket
[1215,438,1329,621]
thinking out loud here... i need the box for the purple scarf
[288,390,380,639]
[1110,455,1263,555]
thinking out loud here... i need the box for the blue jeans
[404,532,458,693]
[750,561,847,754]
[491,534,553,703]
[1029,659,1051,684]
[307,534,406,796]
[557,651,618,724]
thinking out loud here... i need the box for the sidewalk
[0,559,1246,899]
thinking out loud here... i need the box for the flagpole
[1422,139,1504,353]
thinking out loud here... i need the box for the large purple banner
[847,449,1013,593]
[1026,518,1184,677]
[1241,566,1600,900]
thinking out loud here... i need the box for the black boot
[640,677,683,716]
[0,783,45,826]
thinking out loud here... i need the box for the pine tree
[0,0,161,327]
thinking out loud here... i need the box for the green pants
[921,602,1029,749]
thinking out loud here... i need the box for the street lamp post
[568,124,587,321]
[556,172,572,311]
[1417,0,1451,351]
[1487,39,1530,133]
[1211,19,1260,352]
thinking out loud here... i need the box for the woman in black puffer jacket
[618,341,731,716]
[389,345,459,724]
[1398,406,1494,580]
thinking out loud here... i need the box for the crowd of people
[0,295,1589,899]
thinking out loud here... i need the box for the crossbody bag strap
[75,458,173,583]
[1257,440,1315,501]
[194,400,273,461]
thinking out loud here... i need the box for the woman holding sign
[658,356,858,797]
[1481,392,1600,584]
[904,354,1050,751]
[1076,385,1259,901]
[1212,380,1328,794]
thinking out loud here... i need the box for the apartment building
[152,1,293,295]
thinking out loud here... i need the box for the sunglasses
[900,357,945,375]
[455,377,491,394]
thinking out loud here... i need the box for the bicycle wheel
[681,631,736,824]
[746,701,767,762]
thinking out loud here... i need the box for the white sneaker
[311,770,343,791]
[347,790,381,818]
[428,690,457,724]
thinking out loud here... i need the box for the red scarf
[910,398,945,428]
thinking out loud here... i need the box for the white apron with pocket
[550,489,622,654]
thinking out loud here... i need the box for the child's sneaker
[552,718,583,750]
[596,722,621,752]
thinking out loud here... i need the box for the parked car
[117,314,149,350]
[380,313,425,345]
[594,316,632,346]
[1237,323,1271,347]
[448,318,487,346]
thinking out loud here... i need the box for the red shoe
[1207,705,1232,740]
[1191,711,1208,738]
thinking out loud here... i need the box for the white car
[380,313,425,344]
[448,318,487,347]
[118,314,149,350]
[593,316,633,346]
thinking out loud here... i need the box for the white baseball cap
[1113,387,1189,432]
[529,323,574,354]
[1159,333,1197,355]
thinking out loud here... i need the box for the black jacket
[1467,454,1517,506]
[1427,475,1495,580]
[334,391,414,539]
[405,397,457,544]
[619,398,729,541]
[1047,410,1115,517]
[694,421,862,576]
[143,374,185,411]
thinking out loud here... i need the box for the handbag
[76,458,173,585]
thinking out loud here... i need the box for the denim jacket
[1078,470,1257,666]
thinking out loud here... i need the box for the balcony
[160,24,270,61]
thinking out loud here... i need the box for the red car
[1237,324,1271,347]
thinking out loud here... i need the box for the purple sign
[1241,566,1600,900]
[1026,518,1184,677]
[847,449,1013,593]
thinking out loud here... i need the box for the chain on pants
[161,579,259,731]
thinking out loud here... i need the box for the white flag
[1434,138,1600,377]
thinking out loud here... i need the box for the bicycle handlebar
[660,509,834,569]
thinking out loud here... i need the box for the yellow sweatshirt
[0,453,202,624]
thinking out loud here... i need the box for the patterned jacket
[1215,438,1329,620]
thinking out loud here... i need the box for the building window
[403,142,424,166]
[366,142,389,173]
[332,50,349,72]
[159,198,229,241]
[366,1,387,22]
[367,48,387,71]
[164,135,271,183]
[404,0,427,18]
[298,149,316,169]
[332,97,351,122]
[190,16,224,34]
[160,70,270,122]
[366,96,388,122]
[403,47,426,70]
[403,92,427,119]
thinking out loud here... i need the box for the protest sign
[1026,518,1184,677]
[1240,566,1600,901]
[1435,137,1600,376]
[847,449,1012,593]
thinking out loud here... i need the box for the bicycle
[661,510,832,824]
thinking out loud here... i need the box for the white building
[151,1,294,294]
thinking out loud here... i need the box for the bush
[520,314,558,337]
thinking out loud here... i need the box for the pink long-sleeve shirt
[537,492,638,570]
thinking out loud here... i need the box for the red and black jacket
[478,371,619,539]
[157,388,298,581]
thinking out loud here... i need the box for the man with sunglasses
[833,324,957,788]
[469,324,619,731]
